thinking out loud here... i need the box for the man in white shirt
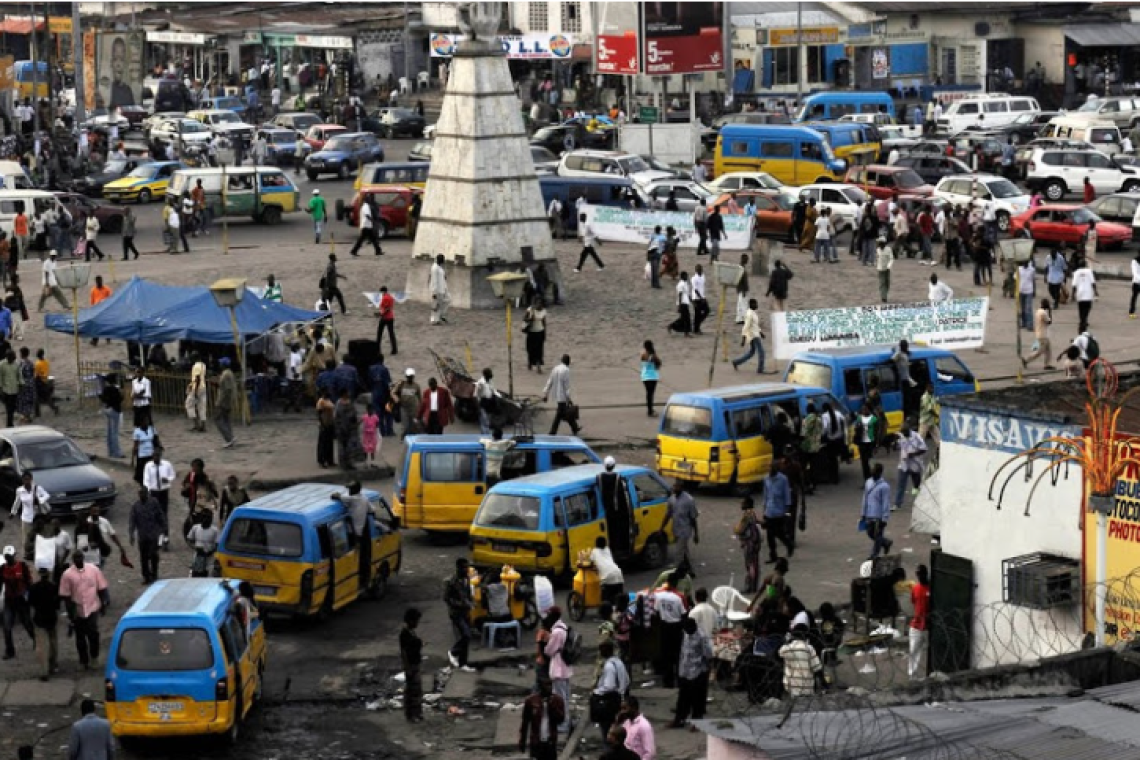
[688,587,718,639]
[130,366,152,427]
[429,254,450,325]
[1071,260,1098,333]
[271,86,282,115]
[350,197,382,256]
[1130,251,1140,318]
[928,273,953,304]
[575,213,604,272]
[10,472,49,557]
[668,271,693,337]
[37,251,69,311]
[547,197,565,239]
[731,299,767,373]
[142,448,176,519]
[1018,258,1036,330]
[690,265,709,334]
[590,536,624,606]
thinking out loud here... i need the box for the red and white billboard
[641,2,724,75]
[596,32,639,75]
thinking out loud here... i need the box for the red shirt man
[1083,178,1096,204]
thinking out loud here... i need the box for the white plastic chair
[417,71,431,89]
[398,76,410,94]
[711,586,752,624]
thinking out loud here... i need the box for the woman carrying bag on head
[523,297,547,373]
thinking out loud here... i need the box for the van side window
[800,143,822,161]
[562,491,597,526]
[731,407,765,438]
[729,141,750,156]
[423,452,483,482]
[935,355,972,382]
[328,519,353,557]
[631,473,669,504]
[550,448,591,468]
[224,614,247,656]
[761,142,794,158]
[958,103,978,114]
[501,449,537,479]
[317,525,332,560]
[867,366,900,393]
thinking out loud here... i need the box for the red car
[337,185,421,238]
[304,124,347,152]
[1010,204,1130,250]
[844,164,934,201]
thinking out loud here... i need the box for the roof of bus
[803,121,867,134]
[666,383,827,406]
[719,125,828,140]
[539,175,634,187]
[360,161,429,170]
[488,464,647,495]
[228,483,380,522]
[122,579,234,624]
[802,92,891,103]
[789,345,962,363]
[404,434,592,449]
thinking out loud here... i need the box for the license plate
[311,161,324,168]
[70,501,94,512]
[253,585,276,596]
[147,701,183,714]
[491,542,517,554]
[676,461,693,471]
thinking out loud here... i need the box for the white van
[937,95,1041,135]
[1039,117,1121,155]
[0,161,33,191]
[556,150,672,185]
[0,189,65,237]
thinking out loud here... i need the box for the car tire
[307,170,319,182]
[381,126,391,139]
[563,134,576,152]
[997,211,1011,233]
[337,164,349,180]
[1044,180,1066,201]
[335,199,346,221]
[641,534,668,569]
[1124,180,1140,193]
[137,189,151,204]
[261,206,282,225]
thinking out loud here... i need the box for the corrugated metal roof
[1065,22,1140,46]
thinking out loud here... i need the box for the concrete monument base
[405,255,564,311]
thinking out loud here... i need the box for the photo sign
[770,298,989,360]
[583,205,754,251]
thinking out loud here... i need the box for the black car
[1087,192,1140,230]
[68,157,154,198]
[0,426,116,517]
[362,107,427,139]
[893,155,974,185]
[530,124,614,155]
[962,111,1059,145]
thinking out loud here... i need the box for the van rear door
[111,627,218,725]
[418,449,486,531]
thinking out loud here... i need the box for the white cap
[1,545,14,557]
[313,188,321,195]
[604,456,616,468]
[405,368,415,377]
[48,249,57,257]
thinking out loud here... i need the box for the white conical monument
[405,1,562,309]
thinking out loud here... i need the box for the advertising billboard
[596,32,639,75]
[96,31,144,110]
[429,33,573,59]
[641,2,724,75]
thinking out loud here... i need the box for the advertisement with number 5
[641,2,725,75]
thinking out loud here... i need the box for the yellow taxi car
[103,161,185,203]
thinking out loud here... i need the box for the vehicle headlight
[97,485,114,493]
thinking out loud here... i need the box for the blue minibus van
[795,92,895,122]
[783,346,979,434]
[715,125,847,186]
[539,176,639,232]
[105,579,266,743]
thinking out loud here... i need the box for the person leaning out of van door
[333,481,373,590]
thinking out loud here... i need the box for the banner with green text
[771,298,989,360]
[584,204,754,251]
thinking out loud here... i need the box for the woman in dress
[16,346,35,422]
[733,496,763,594]
[523,296,547,373]
[361,403,380,467]
[184,354,208,432]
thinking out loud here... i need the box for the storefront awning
[1066,23,1140,47]
[0,18,43,34]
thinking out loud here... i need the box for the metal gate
[929,549,974,676]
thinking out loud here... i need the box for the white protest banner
[584,205,754,251]
[770,298,989,360]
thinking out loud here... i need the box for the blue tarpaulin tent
[45,276,323,342]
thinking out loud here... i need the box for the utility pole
[403,0,411,89]
[28,2,40,133]
[796,1,803,108]
[42,1,53,108]
[72,0,85,125]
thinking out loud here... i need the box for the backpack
[1086,335,1100,361]
[559,624,584,665]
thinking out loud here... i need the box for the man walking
[128,486,166,585]
[692,202,709,256]
[734,254,750,323]
[731,299,766,373]
[429,254,450,325]
[909,564,931,681]
[444,557,475,671]
[759,461,793,563]
[58,550,109,670]
[547,197,565,240]
[574,213,604,272]
[663,481,698,566]
[418,378,455,435]
[519,678,566,760]
[893,421,926,511]
[68,699,114,760]
[306,188,327,244]
[707,205,725,261]
[215,357,237,449]
[1022,299,1055,370]
[350,195,382,256]
[121,207,140,260]
[668,271,692,337]
[1071,258,1098,333]
[766,259,793,312]
[543,355,581,435]
[142,448,175,520]
[377,285,398,354]
[1,545,34,660]
[37,251,69,311]
[28,566,58,679]
[368,354,394,436]
[647,226,665,290]
[323,254,348,315]
[691,264,709,334]
[861,463,893,560]
[670,617,712,728]
[875,233,893,303]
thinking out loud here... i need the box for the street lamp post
[709,261,744,388]
[486,272,529,399]
[54,263,91,399]
[209,278,250,425]
[999,239,1035,384]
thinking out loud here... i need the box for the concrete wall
[928,404,1085,668]
[1019,24,1066,86]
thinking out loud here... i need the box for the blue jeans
[861,236,876,265]
[314,219,324,242]
[733,337,765,373]
[1019,293,1034,330]
[103,407,122,458]
[649,254,661,288]
[813,238,835,262]
[895,467,921,508]
[921,234,932,260]
[865,518,891,558]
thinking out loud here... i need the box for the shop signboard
[769,27,840,46]
[638,106,659,124]
[596,32,639,75]
[429,33,573,59]
[96,31,145,110]
[770,298,989,360]
[1083,446,1140,645]
[640,2,724,74]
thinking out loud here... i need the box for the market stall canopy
[45,276,322,343]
